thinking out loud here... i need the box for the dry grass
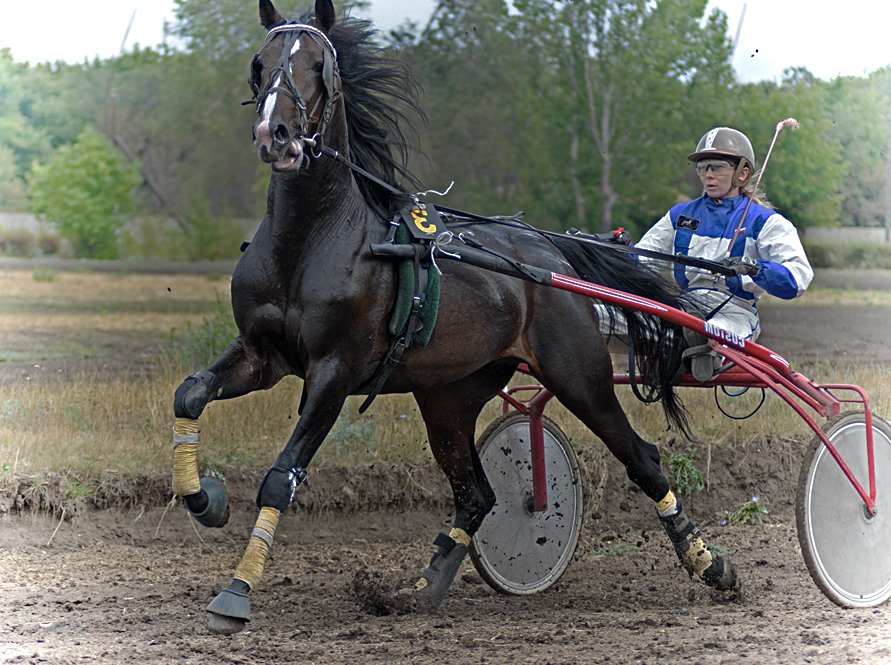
[0,366,436,480]
[1,267,889,480]
[759,288,891,307]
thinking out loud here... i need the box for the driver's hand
[719,256,760,276]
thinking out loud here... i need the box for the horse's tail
[550,236,701,438]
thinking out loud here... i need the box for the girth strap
[359,235,430,414]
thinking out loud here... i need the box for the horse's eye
[249,56,263,93]
[312,61,325,74]
[250,56,263,78]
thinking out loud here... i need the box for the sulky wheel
[471,412,583,595]
[796,411,891,608]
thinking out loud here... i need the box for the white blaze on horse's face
[259,74,282,129]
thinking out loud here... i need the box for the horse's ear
[315,0,336,32]
[259,0,286,30]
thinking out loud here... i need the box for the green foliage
[0,144,28,211]
[825,73,890,227]
[728,73,846,229]
[0,50,54,186]
[175,291,238,370]
[804,240,891,269]
[2,0,889,243]
[725,496,769,525]
[27,127,142,259]
[663,448,705,497]
[182,198,247,261]
[0,229,35,257]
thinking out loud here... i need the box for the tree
[727,70,846,229]
[524,0,734,232]
[405,0,573,226]
[0,49,55,199]
[825,73,890,227]
[28,127,143,258]
[0,145,27,211]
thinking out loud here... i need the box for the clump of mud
[351,569,420,616]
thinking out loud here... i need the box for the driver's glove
[719,256,760,277]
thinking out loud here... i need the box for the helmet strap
[731,161,750,188]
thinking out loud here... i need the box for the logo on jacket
[676,215,700,231]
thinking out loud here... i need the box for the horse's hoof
[189,477,230,528]
[208,612,247,635]
[206,587,251,626]
[390,587,421,614]
[702,555,738,591]
[414,533,469,610]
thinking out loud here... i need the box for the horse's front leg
[205,357,349,635]
[172,337,279,527]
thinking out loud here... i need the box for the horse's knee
[174,370,222,419]
[256,464,305,512]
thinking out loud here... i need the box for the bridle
[249,22,341,166]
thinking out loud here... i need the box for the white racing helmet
[688,127,755,187]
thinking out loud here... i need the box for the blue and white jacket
[637,194,813,341]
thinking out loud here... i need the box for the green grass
[589,543,640,557]
[724,496,770,525]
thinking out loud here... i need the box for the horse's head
[249,0,341,172]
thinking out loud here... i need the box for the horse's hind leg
[405,368,513,610]
[171,337,278,528]
[538,345,737,592]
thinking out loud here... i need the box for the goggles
[695,159,735,174]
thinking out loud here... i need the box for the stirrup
[682,344,716,383]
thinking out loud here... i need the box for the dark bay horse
[170,0,737,635]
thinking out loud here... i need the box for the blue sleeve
[752,261,800,299]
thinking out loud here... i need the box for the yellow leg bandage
[172,418,201,496]
[234,507,281,590]
[449,528,471,547]
[656,490,677,516]
[681,536,714,576]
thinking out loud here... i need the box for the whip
[724,117,800,258]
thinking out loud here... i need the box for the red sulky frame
[498,272,877,517]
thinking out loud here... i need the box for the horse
[169,0,737,635]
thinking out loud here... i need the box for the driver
[634,126,813,378]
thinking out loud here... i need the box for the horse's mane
[300,10,425,217]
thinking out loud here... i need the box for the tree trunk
[567,122,587,229]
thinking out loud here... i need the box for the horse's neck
[265,162,371,251]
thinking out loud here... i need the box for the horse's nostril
[273,125,290,146]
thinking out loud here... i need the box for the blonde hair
[739,167,774,209]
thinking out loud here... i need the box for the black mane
[301,11,425,216]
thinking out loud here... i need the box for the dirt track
[3,500,891,665]
[2,269,891,664]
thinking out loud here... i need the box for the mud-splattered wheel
[471,412,583,595]
[796,411,891,608]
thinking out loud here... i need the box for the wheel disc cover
[805,421,891,604]
[473,420,581,593]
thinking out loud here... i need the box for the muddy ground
[3,486,891,665]
[1,268,891,664]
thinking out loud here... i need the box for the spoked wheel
[796,411,891,608]
[471,412,583,595]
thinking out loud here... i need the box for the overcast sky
[2,1,890,84]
